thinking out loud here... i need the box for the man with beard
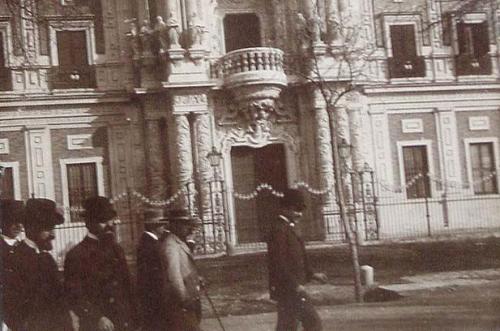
[136,207,168,331]
[14,198,73,331]
[267,189,328,331]
[64,196,136,331]
[0,199,25,330]
[160,209,203,331]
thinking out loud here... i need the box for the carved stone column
[193,113,212,220]
[326,0,341,46]
[313,98,338,240]
[144,115,168,200]
[169,114,194,211]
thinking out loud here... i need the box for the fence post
[425,196,431,237]
[126,186,135,243]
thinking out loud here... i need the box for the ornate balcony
[388,56,426,79]
[213,47,287,91]
[455,54,492,76]
[48,66,96,89]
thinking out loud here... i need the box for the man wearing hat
[0,199,25,330]
[136,207,169,331]
[159,209,202,331]
[64,196,136,331]
[267,188,328,331]
[14,198,73,331]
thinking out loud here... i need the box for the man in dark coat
[0,199,25,330]
[14,198,73,331]
[160,209,203,331]
[267,189,328,331]
[64,196,136,331]
[136,207,169,331]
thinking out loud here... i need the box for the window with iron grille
[223,13,261,53]
[67,162,98,222]
[470,142,498,194]
[402,145,431,199]
[388,24,425,78]
[0,167,15,199]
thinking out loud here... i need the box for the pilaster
[435,108,461,191]
[24,126,55,200]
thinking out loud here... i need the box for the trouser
[167,301,202,331]
[276,293,322,331]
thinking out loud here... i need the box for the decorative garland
[109,187,187,207]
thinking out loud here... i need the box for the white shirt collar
[23,238,40,254]
[1,235,19,246]
[86,232,99,240]
[279,214,295,227]
[145,231,159,240]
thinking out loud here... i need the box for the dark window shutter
[473,22,490,57]
[56,31,89,68]
[0,167,15,199]
[390,24,417,60]
[67,163,98,222]
[457,22,467,55]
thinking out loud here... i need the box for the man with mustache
[14,198,73,331]
[0,199,25,330]
[64,196,136,331]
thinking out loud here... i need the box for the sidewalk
[201,269,500,331]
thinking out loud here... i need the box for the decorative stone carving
[125,19,141,60]
[139,19,154,57]
[154,16,169,53]
[167,12,181,49]
[189,13,205,48]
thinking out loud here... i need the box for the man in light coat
[159,209,202,331]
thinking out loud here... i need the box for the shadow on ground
[197,236,500,317]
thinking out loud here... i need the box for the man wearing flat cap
[160,209,203,331]
[0,199,25,330]
[15,198,73,331]
[64,196,136,331]
[136,207,169,331]
[267,188,328,331]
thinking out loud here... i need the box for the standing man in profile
[267,189,328,331]
[160,209,203,331]
[136,207,169,331]
[15,198,73,331]
[0,199,25,330]
[64,196,136,331]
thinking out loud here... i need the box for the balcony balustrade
[388,56,426,79]
[455,54,492,76]
[49,66,96,89]
[212,47,287,89]
[0,67,12,91]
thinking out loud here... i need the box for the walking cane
[202,287,226,331]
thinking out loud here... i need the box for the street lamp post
[206,147,232,254]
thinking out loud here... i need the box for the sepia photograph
[0,0,499,330]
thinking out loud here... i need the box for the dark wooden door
[231,144,287,244]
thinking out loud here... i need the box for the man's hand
[295,284,307,296]
[312,272,328,284]
[97,316,115,331]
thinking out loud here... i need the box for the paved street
[202,269,500,331]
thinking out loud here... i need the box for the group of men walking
[1,188,326,331]
[1,196,203,331]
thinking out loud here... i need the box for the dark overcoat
[136,232,166,330]
[14,241,73,331]
[0,239,22,330]
[64,236,135,331]
[266,215,313,301]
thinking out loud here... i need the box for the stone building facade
[0,0,499,256]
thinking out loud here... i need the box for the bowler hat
[280,188,306,211]
[24,198,64,230]
[81,196,117,224]
[0,199,25,230]
[168,209,200,224]
[144,207,169,224]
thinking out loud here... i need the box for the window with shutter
[52,30,95,89]
[455,22,491,75]
[0,32,12,91]
[388,24,425,78]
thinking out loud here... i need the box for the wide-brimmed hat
[25,198,64,230]
[280,188,306,211]
[0,199,25,230]
[168,209,200,225]
[144,207,169,225]
[81,196,117,224]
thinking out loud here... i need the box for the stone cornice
[0,91,131,108]
[363,83,500,95]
